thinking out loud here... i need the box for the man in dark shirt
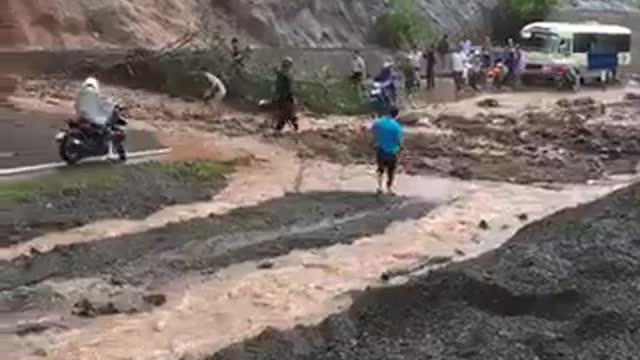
[437,34,450,72]
[274,57,298,133]
[425,44,437,89]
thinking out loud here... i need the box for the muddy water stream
[2,89,638,359]
[4,157,629,360]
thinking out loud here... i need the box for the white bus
[520,21,632,82]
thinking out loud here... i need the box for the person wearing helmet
[373,59,399,107]
[74,76,119,158]
[273,57,298,133]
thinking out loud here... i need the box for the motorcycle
[369,81,395,116]
[552,64,580,92]
[55,105,128,165]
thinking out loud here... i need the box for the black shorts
[351,72,364,82]
[376,149,397,174]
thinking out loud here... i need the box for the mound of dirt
[210,182,640,360]
[0,161,229,246]
[295,103,640,184]
[0,192,435,312]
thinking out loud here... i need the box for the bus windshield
[521,32,559,53]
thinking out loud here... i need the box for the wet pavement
[0,107,162,169]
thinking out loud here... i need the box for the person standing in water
[372,106,403,194]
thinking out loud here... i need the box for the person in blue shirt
[372,106,403,194]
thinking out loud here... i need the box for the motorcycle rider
[373,60,398,105]
[74,76,119,159]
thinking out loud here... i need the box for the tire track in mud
[209,183,640,360]
[0,191,436,311]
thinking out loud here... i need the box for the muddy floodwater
[2,83,640,360]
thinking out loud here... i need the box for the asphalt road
[0,107,162,169]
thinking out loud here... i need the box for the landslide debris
[210,182,640,360]
[0,160,230,246]
[296,101,640,184]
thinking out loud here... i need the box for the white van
[520,21,632,82]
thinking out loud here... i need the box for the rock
[556,98,572,108]
[397,111,428,125]
[15,318,67,337]
[72,287,166,318]
[32,348,48,357]
[478,220,489,230]
[143,293,167,307]
[154,320,167,332]
[476,98,500,108]
[449,166,473,180]
[257,261,275,270]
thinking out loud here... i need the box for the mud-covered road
[295,99,640,184]
[211,183,640,360]
[0,107,161,169]
[0,160,230,246]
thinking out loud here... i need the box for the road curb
[0,148,172,177]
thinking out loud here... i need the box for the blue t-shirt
[373,116,403,155]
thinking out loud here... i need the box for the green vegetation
[377,0,435,49]
[97,49,372,116]
[506,0,561,21]
[0,160,232,204]
[0,166,126,203]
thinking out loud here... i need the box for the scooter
[55,105,128,165]
[552,64,580,92]
[370,81,395,116]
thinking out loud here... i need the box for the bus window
[521,32,559,53]
[574,34,594,53]
[574,33,631,53]
[558,39,571,54]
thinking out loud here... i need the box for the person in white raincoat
[74,77,116,127]
[74,77,119,158]
[202,71,227,102]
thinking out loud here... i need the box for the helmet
[282,57,293,67]
[81,77,100,93]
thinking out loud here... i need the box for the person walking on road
[425,44,437,90]
[351,50,367,92]
[452,46,466,92]
[437,34,450,72]
[273,57,299,134]
[409,47,423,89]
[372,106,403,194]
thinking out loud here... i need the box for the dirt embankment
[0,161,230,246]
[210,182,640,360]
[296,99,640,184]
[0,192,434,315]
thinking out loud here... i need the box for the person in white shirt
[409,47,423,89]
[201,70,227,102]
[351,50,367,87]
[451,47,466,92]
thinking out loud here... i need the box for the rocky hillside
[1,0,638,49]
[1,0,502,49]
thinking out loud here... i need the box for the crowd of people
[349,35,530,101]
